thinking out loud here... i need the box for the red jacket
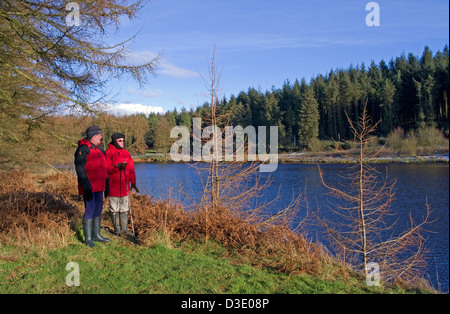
[74,139,107,195]
[106,143,136,197]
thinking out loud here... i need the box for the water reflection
[135,162,448,292]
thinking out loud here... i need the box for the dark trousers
[83,191,103,220]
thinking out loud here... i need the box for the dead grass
[0,171,81,252]
[130,192,333,277]
[0,170,340,278]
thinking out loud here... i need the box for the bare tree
[315,104,434,286]
[191,49,302,245]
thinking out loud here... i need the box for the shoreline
[51,152,449,171]
[132,152,450,165]
[278,152,449,164]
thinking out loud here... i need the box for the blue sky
[103,0,449,115]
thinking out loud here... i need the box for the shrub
[416,125,447,154]
[387,127,405,152]
[403,134,418,156]
[340,141,351,150]
[307,138,322,152]
[322,140,339,152]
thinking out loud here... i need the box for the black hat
[86,125,102,140]
[111,132,125,149]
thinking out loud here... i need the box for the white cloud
[126,50,199,78]
[127,88,162,98]
[107,103,164,116]
[160,63,199,78]
[141,89,162,98]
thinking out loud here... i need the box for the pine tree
[264,91,286,148]
[311,75,327,139]
[278,81,295,148]
[248,88,265,127]
[418,47,437,125]
[298,87,319,149]
[433,46,449,122]
[380,78,396,134]
[325,71,340,140]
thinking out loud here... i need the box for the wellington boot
[120,212,133,236]
[83,219,96,248]
[92,217,111,243]
[110,212,121,236]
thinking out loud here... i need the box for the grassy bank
[0,171,435,294]
[1,236,419,294]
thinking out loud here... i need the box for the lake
[134,162,449,293]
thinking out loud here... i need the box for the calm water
[135,162,449,292]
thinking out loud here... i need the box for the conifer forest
[147,45,449,151]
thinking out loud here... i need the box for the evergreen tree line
[146,45,449,151]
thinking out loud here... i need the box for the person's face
[90,134,102,146]
[116,138,124,148]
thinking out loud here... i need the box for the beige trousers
[109,196,129,213]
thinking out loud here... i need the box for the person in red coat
[74,125,111,247]
[106,133,139,235]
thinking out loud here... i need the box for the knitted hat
[86,125,102,140]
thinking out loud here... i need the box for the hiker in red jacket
[74,125,111,247]
[106,133,139,236]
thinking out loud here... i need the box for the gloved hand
[131,183,139,193]
[115,162,127,171]
[84,188,93,201]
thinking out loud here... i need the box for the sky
[101,0,449,115]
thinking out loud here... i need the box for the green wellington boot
[83,219,96,248]
[119,212,133,236]
[92,217,111,243]
[110,212,121,236]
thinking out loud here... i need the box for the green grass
[0,233,424,294]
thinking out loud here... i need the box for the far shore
[131,151,449,165]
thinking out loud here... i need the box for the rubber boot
[110,212,121,236]
[83,219,96,248]
[92,216,111,243]
[120,212,133,236]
